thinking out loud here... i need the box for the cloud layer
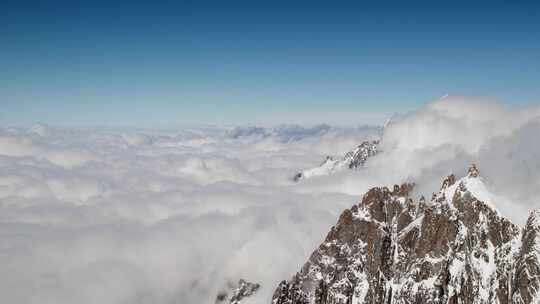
[1,97,539,304]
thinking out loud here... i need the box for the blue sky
[2,0,540,126]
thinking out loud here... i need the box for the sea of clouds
[1,96,539,304]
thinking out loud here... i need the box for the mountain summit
[273,165,540,304]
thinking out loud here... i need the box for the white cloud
[0,97,539,304]
[0,124,370,304]
[296,96,540,225]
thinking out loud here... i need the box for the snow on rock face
[293,141,379,182]
[514,209,540,304]
[273,165,540,304]
[435,164,502,217]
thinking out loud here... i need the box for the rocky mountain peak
[272,166,537,304]
[468,163,480,178]
[440,173,456,190]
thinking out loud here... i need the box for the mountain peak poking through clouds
[2,97,540,304]
[467,163,480,178]
[434,164,502,217]
[216,279,261,304]
[292,140,379,182]
[272,165,540,304]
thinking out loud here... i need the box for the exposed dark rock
[273,165,539,303]
[344,140,379,169]
[513,209,540,304]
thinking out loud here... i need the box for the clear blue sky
[2,0,540,126]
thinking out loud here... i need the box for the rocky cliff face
[293,140,378,182]
[514,210,540,304]
[274,165,540,304]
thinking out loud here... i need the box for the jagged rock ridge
[274,165,540,303]
[293,140,379,182]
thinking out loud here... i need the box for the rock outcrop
[216,279,261,304]
[513,209,540,304]
[274,165,540,303]
[293,140,379,182]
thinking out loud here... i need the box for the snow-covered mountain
[293,140,379,182]
[273,165,540,303]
